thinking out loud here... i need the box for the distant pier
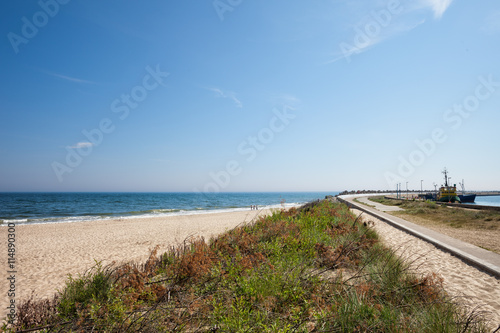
[473,191,500,196]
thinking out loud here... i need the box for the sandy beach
[1,206,499,329]
[0,209,273,319]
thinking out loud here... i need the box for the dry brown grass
[394,212,500,254]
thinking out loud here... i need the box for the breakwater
[474,191,500,196]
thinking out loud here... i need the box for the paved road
[355,196,403,212]
[338,195,500,279]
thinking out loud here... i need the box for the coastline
[0,208,275,318]
[2,200,499,328]
[0,204,296,226]
[0,191,324,226]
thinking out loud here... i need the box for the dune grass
[3,201,489,332]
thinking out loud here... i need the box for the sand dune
[1,207,499,329]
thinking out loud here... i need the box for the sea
[466,195,500,208]
[0,192,336,226]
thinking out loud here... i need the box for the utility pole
[421,180,423,195]
[406,182,408,200]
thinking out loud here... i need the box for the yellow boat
[436,168,461,203]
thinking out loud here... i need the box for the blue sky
[1,0,499,192]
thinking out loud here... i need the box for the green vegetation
[369,196,500,230]
[4,201,488,332]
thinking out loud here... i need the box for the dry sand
[1,206,499,329]
[0,209,273,319]
[351,209,500,330]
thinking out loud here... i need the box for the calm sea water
[467,195,500,207]
[0,192,335,225]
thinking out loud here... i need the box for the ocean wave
[127,208,182,215]
[0,200,309,226]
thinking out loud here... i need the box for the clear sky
[1,0,499,193]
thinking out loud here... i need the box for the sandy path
[0,209,272,319]
[351,209,500,330]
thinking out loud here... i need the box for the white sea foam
[0,202,306,226]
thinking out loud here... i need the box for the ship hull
[459,194,476,203]
[438,196,461,203]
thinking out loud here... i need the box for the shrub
[57,261,114,320]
